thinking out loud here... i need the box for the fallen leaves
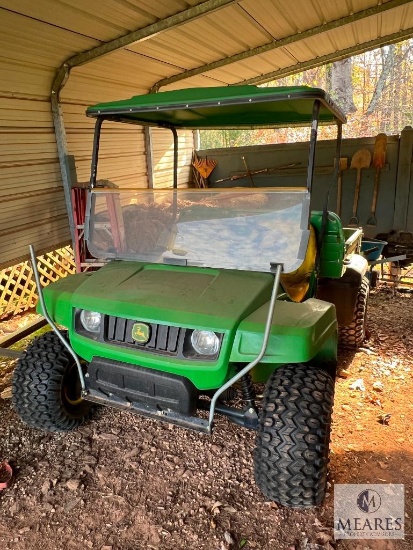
[349,379,366,391]
[66,479,80,491]
[358,347,376,355]
[211,501,237,516]
[378,413,392,425]
[338,368,351,378]
[315,532,332,545]
[0,461,13,490]
[96,433,118,441]
[41,480,51,495]
[211,500,223,516]
[369,397,382,406]
[221,530,235,549]
[0,386,12,399]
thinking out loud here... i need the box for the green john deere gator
[13,86,369,508]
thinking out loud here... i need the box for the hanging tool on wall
[336,157,348,217]
[192,152,217,188]
[348,148,371,226]
[366,133,387,227]
[214,162,300,183]
[242,156,256,187]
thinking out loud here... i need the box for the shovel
[348,148,371,226]
[367,133,387,227]
[336,157,348,217]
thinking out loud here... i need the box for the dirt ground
[0,285,412,550]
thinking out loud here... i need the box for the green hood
[68,261,273,331]
[40,261,337,390]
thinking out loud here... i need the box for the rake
[192,156,217,179]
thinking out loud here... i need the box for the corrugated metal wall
[152,128,193,189]
[61,50,196,189]
[0,9,94,270]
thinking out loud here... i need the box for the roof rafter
[152,0,412,91]
[237,27,413,85]
[52,0,238,94]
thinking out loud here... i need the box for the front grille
[105,315,185,356]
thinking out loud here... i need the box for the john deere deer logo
[132,322,150,344]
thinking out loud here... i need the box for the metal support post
[171,127,179,189]
[51,91,76,246]
[144,127,154,189]
[307,100,320,191]
[90,118,103,188]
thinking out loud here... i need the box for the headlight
[80,310,102,333]
[190,330,220,356]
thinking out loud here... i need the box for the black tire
[254,363,334,508]
[12,331,92,432]
[339,276,369,348]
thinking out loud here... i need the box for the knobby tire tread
[339,276,369,349]
[12,331,91,432]
[254,363,334,508]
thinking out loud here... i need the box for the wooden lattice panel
[0,246,75,318]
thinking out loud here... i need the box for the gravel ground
[0,285,412,550]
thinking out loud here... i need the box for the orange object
[0,461,12,490]
[348,148,371,226]
[367,133,387,227]
[192,156,217,179]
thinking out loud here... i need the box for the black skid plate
[86,357,197,414]
[84,357,210,433]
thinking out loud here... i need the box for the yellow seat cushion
[281,226,317,302]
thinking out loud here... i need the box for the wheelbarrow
[361,238,387,261]
[361,238,387,287]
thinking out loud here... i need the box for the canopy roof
[86,85,346,128]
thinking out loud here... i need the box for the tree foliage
[199,38,413,149]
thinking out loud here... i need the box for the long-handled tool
[367,133,387,227]
[336,157,348,217]
[192,154,217,188]
[242,156,256,187]
[214,162,299,183]
[348,148,371,226]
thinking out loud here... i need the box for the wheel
[12,331,92,432]
[254,363,335,508]
[339,276,369,348]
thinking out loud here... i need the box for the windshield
[87,188,310,273]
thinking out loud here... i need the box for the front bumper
[86,356,197,414]
[85,357,210,433]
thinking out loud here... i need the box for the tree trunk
[330,58,357,114]
[366,45,396,115]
